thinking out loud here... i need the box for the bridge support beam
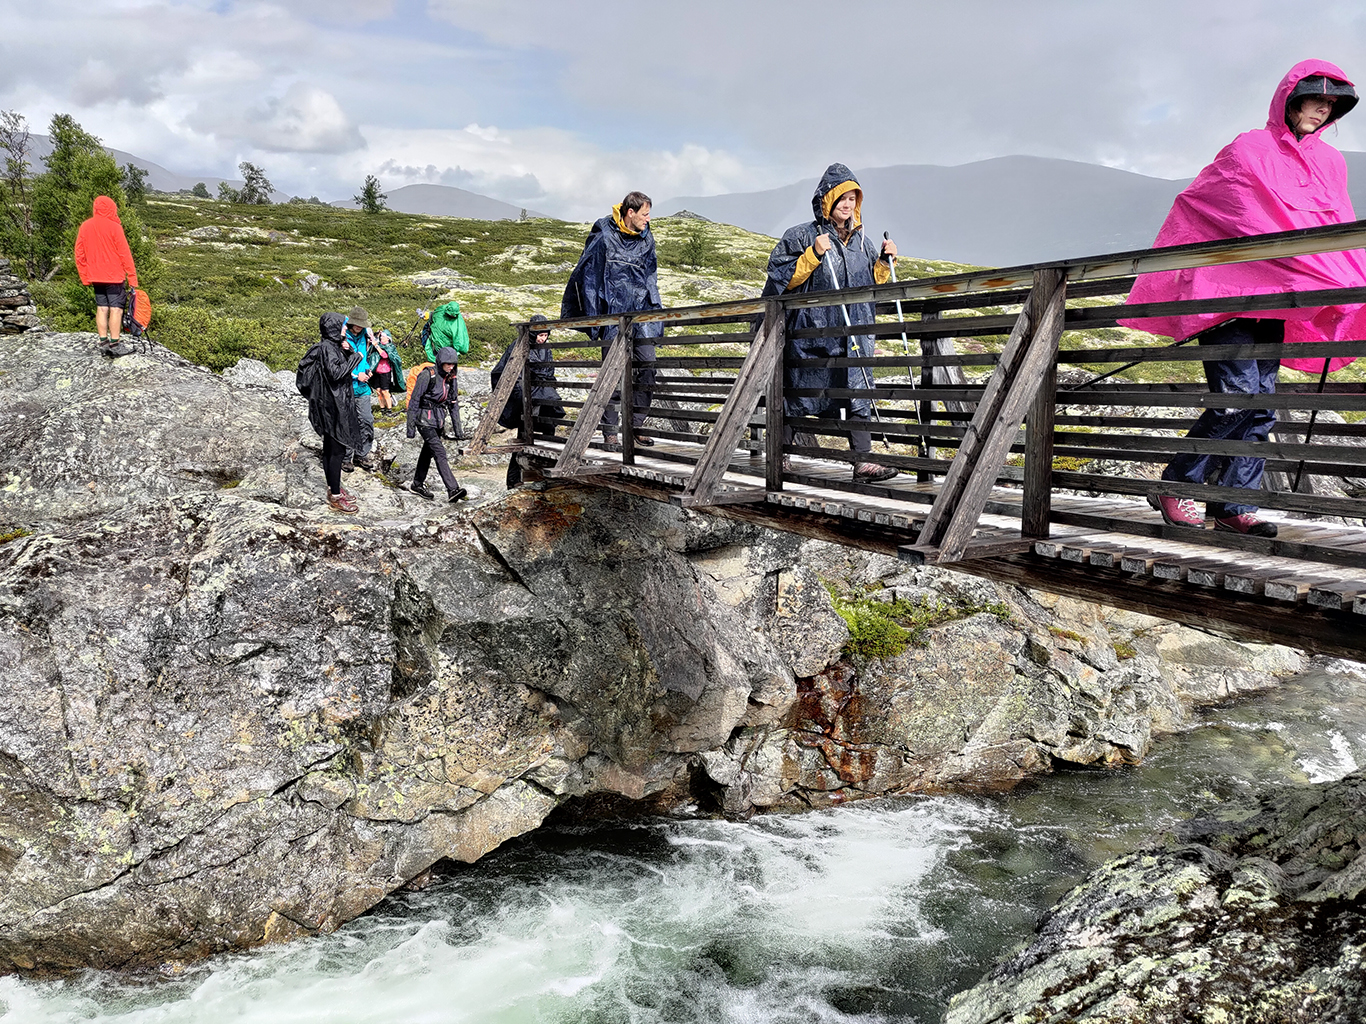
[680,299,784,506]
[465,323,529,458]
[906,268,1066,563]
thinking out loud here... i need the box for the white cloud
[236,83,364,154]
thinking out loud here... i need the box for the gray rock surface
[945,770,1366,1024]
[0,329,1315,972]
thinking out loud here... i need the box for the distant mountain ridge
[660,153,1366,267]
[330,183,545,221]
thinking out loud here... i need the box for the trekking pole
[399,308,426,349]
[1066,336,1196,390]
[883,232,911,358]
[1290,357,1333,493]
[822,247,890,450]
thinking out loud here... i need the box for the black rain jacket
[297,312,361,448]
[491,337,564,429]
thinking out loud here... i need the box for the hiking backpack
[121,287,153,348]
[404,361,434,400]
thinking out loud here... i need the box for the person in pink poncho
[1121,59,1364,538]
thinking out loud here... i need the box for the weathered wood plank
[552,332,628,476]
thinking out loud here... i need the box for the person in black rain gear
[296,312,362,513]
[761,163,898,482]
[492,314,565,437]
[400,346,468,503]
[561,190,662,451]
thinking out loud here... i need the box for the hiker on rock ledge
[1121,59,1366,539]
[296,312,362,514]
[561,190,662,452]
[401,347,468,504]
[73,196,139,358]
[762,163,899,483]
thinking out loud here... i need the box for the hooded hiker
[561,190,662,451]
[401,346,468,503]
[296,312,362,513]
[342,306,381,472]
[1121,59,1366,538]
[73,195,139,357]
[762,163,899,482]
[422,300,471,439]
[491,313,565,436]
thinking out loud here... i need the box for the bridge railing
[472,220,1366,566]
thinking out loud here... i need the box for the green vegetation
[828,585,1012,661]
[1113,640,1138,660]
[0,526,32,544]
[354,175,388,215]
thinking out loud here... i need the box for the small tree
[0,110,36,277]
[680,226,710,269]
[217,181,240,203]
[191,181,210,199]
[236,161,273,204]
[121,163,148,203]
[354,174,387,214]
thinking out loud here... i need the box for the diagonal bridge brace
[903,268,1066,564]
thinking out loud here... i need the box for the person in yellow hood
[761,163,898,482]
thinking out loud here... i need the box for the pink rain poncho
[1120,59,1366,372]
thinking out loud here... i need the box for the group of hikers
[78,59,1366,532]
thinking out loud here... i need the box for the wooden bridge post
[765,300,785,492]
[520,331,535,442]
[1021,269,1066,537]
[620,315,635,466]
[465,322,529,458]
[679,299,784,506]
[904,267,1066,563]
[550,328,629,477]
[917,310,940,483]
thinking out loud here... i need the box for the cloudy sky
[3,0,1365,218]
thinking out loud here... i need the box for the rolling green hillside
[30,196,977,374]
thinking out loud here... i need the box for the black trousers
[783,410,872,455]
[415,424,461,495]
[322,434,345,493]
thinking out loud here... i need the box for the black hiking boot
[401,480,435,500]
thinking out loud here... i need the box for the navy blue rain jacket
[560,206,664,345]
[761,163,884,418]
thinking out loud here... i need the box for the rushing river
[4,663,1365,1024]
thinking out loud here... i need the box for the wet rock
[945,770,1366,1023]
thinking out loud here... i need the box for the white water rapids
[3,664,1365,1024]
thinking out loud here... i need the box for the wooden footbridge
[469,222,1366,660]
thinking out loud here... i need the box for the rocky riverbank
[0,330,1317,973]
[945,768,1366,1023]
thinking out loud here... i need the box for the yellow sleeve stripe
[873,259,892,285]
[786,246,822,291]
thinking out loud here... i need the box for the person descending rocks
[401,346,468,503]
[561,190,662,452]
[296,312,362,513]
[761,163,899,482]
[73,195,139,357]
[1121,60,1366,539]
[342,306,380,472]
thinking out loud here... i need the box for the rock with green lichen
[945,771,1366,1023]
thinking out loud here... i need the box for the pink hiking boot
[1214,512,1278,537]
[1156,495,1204,529]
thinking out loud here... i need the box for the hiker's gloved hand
[406,428,416,439]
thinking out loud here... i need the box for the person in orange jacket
[73,195,138,357]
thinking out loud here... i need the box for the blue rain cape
[761,163,884,418]
[561,204,664,344]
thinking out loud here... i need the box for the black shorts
[370,369,395,391]
[93,283,126,308]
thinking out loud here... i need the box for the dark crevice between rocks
[470,523,534,594]
[545,763,715,826]
[387,575,438,702]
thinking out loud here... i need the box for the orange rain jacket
[73,196,138,287]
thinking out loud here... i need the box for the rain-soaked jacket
[297,312,361,449]
[491,334,563,429]
[560,204,664,345]
[407,347,460,436]
[1120,59,1366,372]
[761,163,892,417]
[423,301,471,363]
[73,196,138,287]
